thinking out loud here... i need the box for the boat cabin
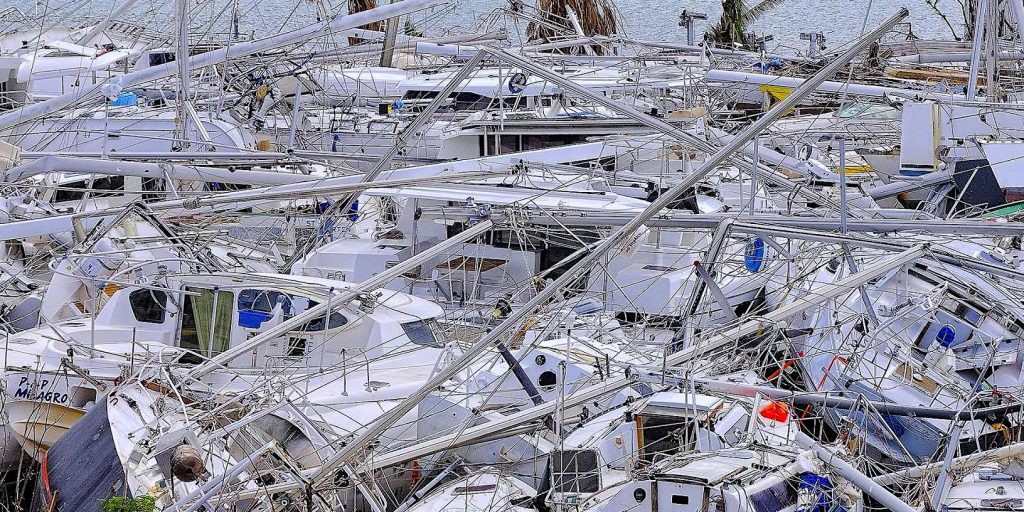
[65,273,445,370]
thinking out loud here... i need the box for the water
[617,0,965,49]
[445,0,966,50]
[7,0,967,53]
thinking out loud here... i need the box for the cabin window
[485,134,518,155]
[90,176,126,199]
[92,176,125,191]
[129,289,167,324]
[638,415,690,462]
[403,90,439,100]
[142,177,165,202]
[642,265,678,272]
[149,52,175,66]
[549,449,600,494]
[53,176,125,203]
[0,81,11,110]
[520,133,588,151]
[401,319,442,347]
[287,337,306,357]
[491,97,517,109]
[540,244,592,295]
[451,92,491,111]
[53,180,89,203]
[289,297,348,332]
[179,287,234,360]
[300,307,348,331]
[453,484,498,495]
[485,229,530,251]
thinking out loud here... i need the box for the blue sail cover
[32,399,130,512]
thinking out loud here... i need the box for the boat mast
[985,0,999,99]
[967,0,989,100]
[176,0,192,151]
[379,1,399,66]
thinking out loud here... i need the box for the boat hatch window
[368,121,398,133]
[129,289,167,324]
[642,265,677,272]
[915,307,976,350]
[329,119,356,132]
[453,484,498,495]
[549,449,600,494]
[179,287,234,361]
[748,480,797,510]
[401,318,443,347]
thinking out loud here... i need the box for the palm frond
[527,0,621,54]
[706,0,783,46]
[706,0,747,46]
[745,0,785,23]
[348,0,377,14]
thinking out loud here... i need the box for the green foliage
[527,0,621,54]
[707,0,784,47]
[403,19,424,37]
[99,495,157,512]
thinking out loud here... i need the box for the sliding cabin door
[178,287,234,363]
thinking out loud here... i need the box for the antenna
[678,10,707,47]
[799,31,826,59]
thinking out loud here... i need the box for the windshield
[836,103,900,119]
[237,289,348,331]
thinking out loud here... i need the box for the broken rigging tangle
[8,1,1024,511]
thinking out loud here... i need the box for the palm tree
[348,0,384,44]
[527,0,621,54]
[706,0,784,47]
